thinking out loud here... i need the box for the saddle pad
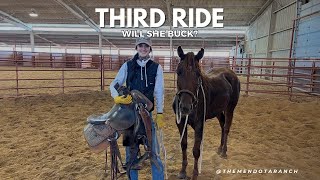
[83,122,116,151]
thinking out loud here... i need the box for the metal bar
[247,34,269,41]
[270,27,292,35]
[62,53,65,93]
[1,50,320,98]
[273,1,296,14]
[290,58,296,99]
[289,18,295,60]
[268,48,291,52]
[246,57,251,95]
[294,10,320,21]
[310,61,316,92]
[101,56,105,91]
[30,32,35,52]
[272,61,275,81]
[248,0,274,25]
[0,77,100,81]
[99,33,102,55]
[100,54,104,91]
[0,85,101,90]
[248,74,315,78]
[53,0,117,49]
[235,35,238,69]
[232,56,235,71]
[0,10,32,31]
[14,51,19,96]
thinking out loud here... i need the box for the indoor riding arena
[0,0,319,180]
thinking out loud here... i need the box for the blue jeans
[125,117,164,180]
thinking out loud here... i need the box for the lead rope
[159,129,168,179]
[175,95,189,146]
[179,115,189,144]
[198,81,206,173]
[175,96,181,124]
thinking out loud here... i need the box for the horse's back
[206,67,240,108]
[206,68,236,78]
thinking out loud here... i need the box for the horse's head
[176,46,204,115]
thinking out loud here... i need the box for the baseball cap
[135,36,152,47]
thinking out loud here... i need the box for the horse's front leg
[192,124,203,180]
[177,118,188,179]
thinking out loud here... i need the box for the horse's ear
[177,46,185,60]
[195,48,204,61]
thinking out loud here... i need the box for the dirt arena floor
[0,88,319,180]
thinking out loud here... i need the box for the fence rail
[0,50,319,99]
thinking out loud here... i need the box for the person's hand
[114,95,132,104]
[155,113,165,129]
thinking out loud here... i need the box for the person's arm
[154,65,164,113]
[110,62,128,98]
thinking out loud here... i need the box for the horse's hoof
[217,151,221,155]
[220,153,227,159]
[217,147,222,155]
[177,172,187,179]
[191,169,199,180]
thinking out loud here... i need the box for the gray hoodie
[110,58,164,114]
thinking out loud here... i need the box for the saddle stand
[106,132,126,180]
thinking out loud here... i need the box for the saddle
[87,89,153,131]
[84,84,157,179]
[84,87,152,152]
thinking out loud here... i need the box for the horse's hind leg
[221,109,234,158]
[177,119,188,179]
[216,112,225,156]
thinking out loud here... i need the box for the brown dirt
[0,90,319,180]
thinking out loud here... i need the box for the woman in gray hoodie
[109,36,165,180]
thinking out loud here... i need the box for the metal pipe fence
[0,50,319,99]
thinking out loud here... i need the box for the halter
[175,77,202,108]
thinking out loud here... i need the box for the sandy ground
[0,89,319,180]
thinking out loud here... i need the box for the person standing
[109,36,165,180]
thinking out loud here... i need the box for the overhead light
[29,9,38,17]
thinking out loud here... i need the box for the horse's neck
[200,74,219,104]
[201,74,213,93]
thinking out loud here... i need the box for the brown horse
[172,46,240,179]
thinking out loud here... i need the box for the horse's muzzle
[179,102,193,115]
